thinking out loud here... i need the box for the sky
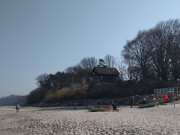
[0,0,180,98]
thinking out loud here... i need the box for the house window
[93,76,99,81]
[100,76,103,80]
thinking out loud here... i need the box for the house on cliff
[90,66,119,83]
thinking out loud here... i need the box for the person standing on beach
[112,100,117,111]
[130,97,133,108]
[112,100,114,110]
[16,104,20,113]
[74,101,77,110]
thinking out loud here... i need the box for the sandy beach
[0,104,180,135]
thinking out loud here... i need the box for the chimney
[99,59,105,67]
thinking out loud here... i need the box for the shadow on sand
[37,106,88,111]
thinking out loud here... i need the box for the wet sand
[0,104,180,135]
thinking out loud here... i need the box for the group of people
[74,99,133,112]
[112,97,134,111]
[14,99,134,112]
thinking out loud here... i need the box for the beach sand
[0,104,180,135]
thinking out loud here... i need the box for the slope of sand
[0,104,180,135]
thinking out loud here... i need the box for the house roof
[92,67,119,75]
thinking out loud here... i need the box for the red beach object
[161,94,168,100]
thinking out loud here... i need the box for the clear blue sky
[0,0,180,98]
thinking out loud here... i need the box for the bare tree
[65,66,75,74]
[122,30,153,80]
[79,57,97,75]
[122,19,180,81]
[36,73,50,88]
[116,59,128,80]
[151,19,180,80]
[104,54,117,68]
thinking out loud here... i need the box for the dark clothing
[16,104,20,113]
[130,99,133,108]
[74,102,77,110]
[112,103,117,111]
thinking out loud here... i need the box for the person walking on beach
[112,100,117,111]
[74,101,77,110]
[130,97,133,108]
[16,104,20,113]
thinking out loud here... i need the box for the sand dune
[0,104,180,135]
